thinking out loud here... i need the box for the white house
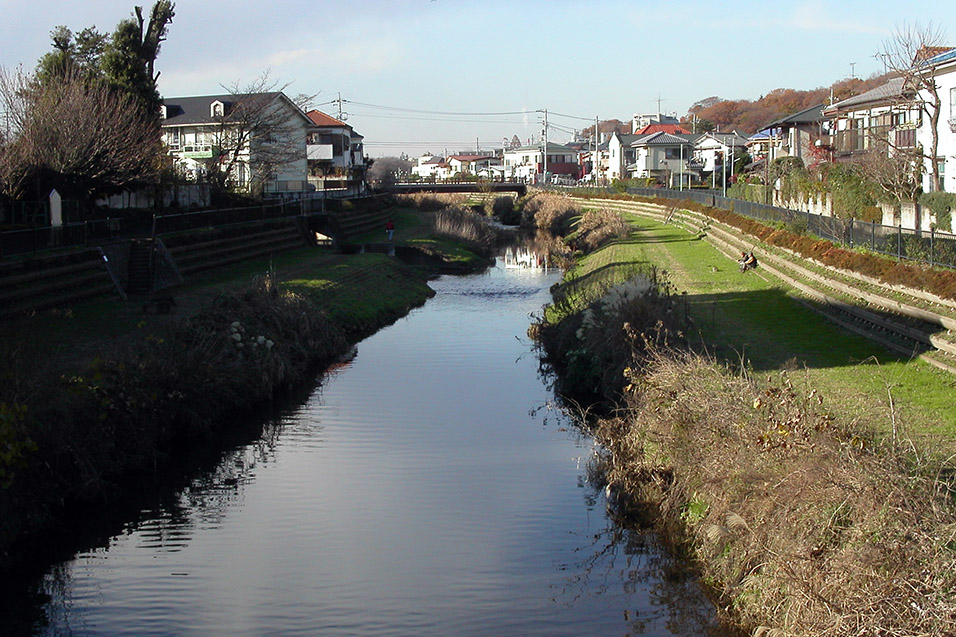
[606,133,639,181]
[694,131,749,174]
[916,47,956,194]
[821,78,917,164]
[411,154,445,180]
[446,154,501,177]
[160,92,314,194]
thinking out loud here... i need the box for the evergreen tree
[101,2,175,120]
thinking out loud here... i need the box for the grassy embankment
[531,191,956,636]
[0,204,493,568]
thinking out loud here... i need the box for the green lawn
[583,213,956,440]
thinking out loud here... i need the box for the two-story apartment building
[160,92,315,194]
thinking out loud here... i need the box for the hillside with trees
[584,74,895,139]
[683,74,893,134]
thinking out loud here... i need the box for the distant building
[503,143,579,182]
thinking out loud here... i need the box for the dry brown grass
[573,207,630,253]
[431,205,501,252]
[596,349,956,636]
[521,192,580,233]
[395,192,468,211]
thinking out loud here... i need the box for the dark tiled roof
[632,132,696,146]
[161,92,311,127]
[765,104,825,128]
[823,78,907,115]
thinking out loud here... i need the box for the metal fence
[0,219,120,258]
[151,200,305,236]
[578,186,956,270]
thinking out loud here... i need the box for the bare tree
[0,67,162,205]
[856,135,923,204]
[881,22,948,192]
[195,72,313,195]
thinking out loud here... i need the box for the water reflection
[15,258,725,636]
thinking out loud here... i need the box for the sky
[2,0,956,158]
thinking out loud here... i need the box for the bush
[488,196,519,224]
[520,192,580,233]
[920,191,956,231]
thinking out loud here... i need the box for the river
[14,258,723,635]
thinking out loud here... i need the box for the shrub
[520,192,580,233]
[920,191,956,231]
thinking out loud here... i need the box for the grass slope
[577,209,956,440]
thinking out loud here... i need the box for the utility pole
[542,109,548,184]
[336,92,343,119]
[594,116,599,184]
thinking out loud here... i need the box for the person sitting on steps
[739,250,758,272]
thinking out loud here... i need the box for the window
[951,87,956,117]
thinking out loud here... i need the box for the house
[746,130,781,163]
[631,112,680,133]
[411,154,445,180]
[821,78,917,163]
[305,110,367,195]
[606,133,640,181]
[503,142,579,183]
[693,131,749,183]
[633,123,690,135]
[160,92,315,194]
[916,47,956,193]
[446,154,501,177]
[763,104,826,166]
[628,132,698,187]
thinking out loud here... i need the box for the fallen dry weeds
[597,348,956,636]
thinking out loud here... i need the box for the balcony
[180,145,216,159]
[307,144,334,161]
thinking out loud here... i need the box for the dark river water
[15,259,724,635]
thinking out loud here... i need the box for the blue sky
[2,0,955,157]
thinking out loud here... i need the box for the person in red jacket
[385,219,395,241]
